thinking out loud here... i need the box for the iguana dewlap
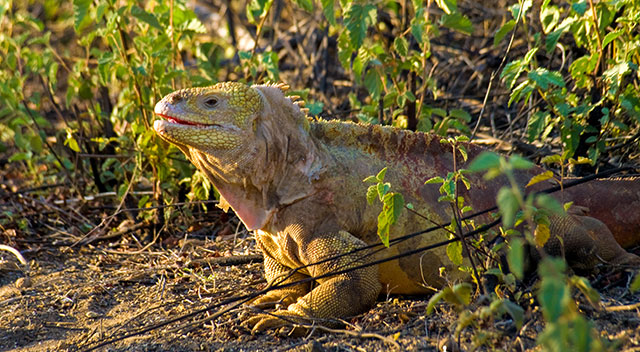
[153,82,640,331]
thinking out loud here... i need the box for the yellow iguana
[153,81,640,332]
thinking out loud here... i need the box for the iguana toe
[245,310,310,335]
[248,291,298,310]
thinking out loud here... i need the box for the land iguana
[153,82,640,332]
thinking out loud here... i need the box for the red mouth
[157,114,207,126]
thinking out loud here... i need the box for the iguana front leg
[250,251,310,309]
[248,230,382,333]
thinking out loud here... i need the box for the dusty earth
[0,200,639,352]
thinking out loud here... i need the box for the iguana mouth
[156,114,214,127]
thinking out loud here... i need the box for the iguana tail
[561,177,640,249]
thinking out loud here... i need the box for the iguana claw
[244,310,310,336]
[248,290,298,310]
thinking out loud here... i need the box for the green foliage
[536,257,606,352]
[423,136,476,270]
[426,282,472,314]
[469,151,562,232]
[364,167,404,247]
[469,150,612,351]
[498,0,640,162]
[0,0,217,223]
[322,0,474,132]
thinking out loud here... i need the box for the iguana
[153,81,640,332]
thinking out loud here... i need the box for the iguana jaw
[153,108,243,150]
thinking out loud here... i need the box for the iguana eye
[203,97,218,108]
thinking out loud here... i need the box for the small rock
[306,340,324,352]
[15,277,31,289]
[86,311,102,318]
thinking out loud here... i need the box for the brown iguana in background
[153,81,640,332]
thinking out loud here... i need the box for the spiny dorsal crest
[259,82,312,114]
[263,82,290,93]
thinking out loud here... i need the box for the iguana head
[153,82,264,152]
[153,82,320,230]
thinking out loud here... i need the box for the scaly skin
[154,82,640,332]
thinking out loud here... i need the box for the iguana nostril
[168,93,183,104]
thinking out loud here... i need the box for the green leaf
[603,62,631,84]
[571,1,587,15]
[446,240,463,265]
[569,54,598,82]
[528,68,565,90]
[494,19,515,46]
[602,30,622,49]
[384,192,404,222]
[247,0,274,24]
[366,185,378,205]
[501,59,525,89]
[377,182,391,199]
[501,300,524,329]
[468,151,501,172]
[509,155,534,170]
[364,69,383,99]
[292,0,313,12]
[376,167,388,181]
[435,0,457,14]
[307,101,324,116]
[411,7,426,45]
[458,145,467,162]
[394,37,409,57]
[9,152,30,162]
[538,259,569,321]
[363,175,377,183]
[321,0,336,25]
[65,134,81,152]
[535,193,564,215]
[545,17,574,52]
[527,111,550,142]
[452,283,472,305]
[510,0,532,19]
[540,154,563,165]
[344,3,377,51]
[426,288,448,314]
[72,0,91,32]
[132,6,163,30]
[425,176,444,184]
[138,195,150,209]
[497,188,519,228]
[450,109,471,122]
[507,237,524,279]
[570,276,600,306]
[377,192,404,247]
[540,3,559,33]
[526,170,554,187]
[534,221,550,247]
[440,12,473,35]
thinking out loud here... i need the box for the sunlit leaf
[468,151,501,172]
[526,170,554,187]
[507,237,524,279]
